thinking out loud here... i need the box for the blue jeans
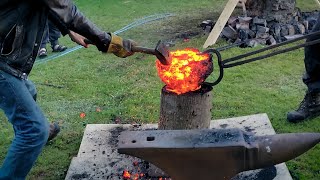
[40,20,62,49]
[0,71,49,180]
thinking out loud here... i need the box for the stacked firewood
[200,0,319,48]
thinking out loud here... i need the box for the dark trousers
[304,13,320,93]
[40,20,62,49]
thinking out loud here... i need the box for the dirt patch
[110,114,143,125]
[156,10,217,42]
[130,8,244,47]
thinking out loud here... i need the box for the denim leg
[48,20,62,48]
[25,79,37,101]
[304,13,320,93]
[0,71,49,180]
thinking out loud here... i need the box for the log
[203,0,240,48]
[150,84,213,176]
[246,0,267,17]
[158,84,213,130]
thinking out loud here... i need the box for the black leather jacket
[0,0,111,79]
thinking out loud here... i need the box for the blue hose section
[35,13,174,65]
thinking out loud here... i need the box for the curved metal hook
[202,49,224,87]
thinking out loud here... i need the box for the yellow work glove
[107,33,136,58]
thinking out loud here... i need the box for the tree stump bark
[246,0,297,23]
[158,84,213,130]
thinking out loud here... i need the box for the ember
[79,112,86,118]
[123,170,131,179]
[156,48,212,94]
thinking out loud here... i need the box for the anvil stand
[65,114,304,180]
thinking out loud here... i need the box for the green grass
[0,0,320,179]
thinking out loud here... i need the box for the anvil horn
[249,133,320,170]
[117,129,320,180]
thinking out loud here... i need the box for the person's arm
[68,30,88,48]
[43,0,134,58]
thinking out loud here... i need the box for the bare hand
[68,31,89,48]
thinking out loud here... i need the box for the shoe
[52,44,67,52]
[287,91,320,123]
[38,48,47,58]
[48,122,60,141]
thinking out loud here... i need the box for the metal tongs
[222,30,320,68]
[202,30,320,87]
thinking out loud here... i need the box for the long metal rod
[222,30,320,65]
[223,38,320,68]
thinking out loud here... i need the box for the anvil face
[118,129,320,180]
[118,129,255,180]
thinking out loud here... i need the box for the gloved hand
[107,33,136,58]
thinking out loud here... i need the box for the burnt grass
[128,8,235,48]
[157,10,215,43]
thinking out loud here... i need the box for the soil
[138,8,240,47]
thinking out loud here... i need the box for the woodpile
[200,0,319,47]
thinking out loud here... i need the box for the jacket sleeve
[48,11,69,36]
[43,0,111,52]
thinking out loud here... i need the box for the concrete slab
[211,113,276,135]
[77,124,157,158]
[65,113,293,180]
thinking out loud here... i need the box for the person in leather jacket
[0,0,135,179]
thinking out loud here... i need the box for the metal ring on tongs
[201,48,224,87]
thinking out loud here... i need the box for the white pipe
[314,0,320,8]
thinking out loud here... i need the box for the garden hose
[35,13,175,65]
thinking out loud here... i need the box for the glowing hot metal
[156,49,212,95]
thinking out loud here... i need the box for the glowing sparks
[79,112,86,118]
[156,48,212,95]
[123,170,131,179]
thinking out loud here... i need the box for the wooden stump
[150,84,213,176]
[158,84,213,130]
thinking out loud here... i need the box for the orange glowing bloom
[123,170,131,179]
[156,48,212,95]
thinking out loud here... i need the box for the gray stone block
[66,113,292,180]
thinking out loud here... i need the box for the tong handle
[202,49,224,87]
[223,30,320,68]
[84,39,157,56]
[131,46,156,55]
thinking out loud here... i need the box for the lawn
[0,0,319,179]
